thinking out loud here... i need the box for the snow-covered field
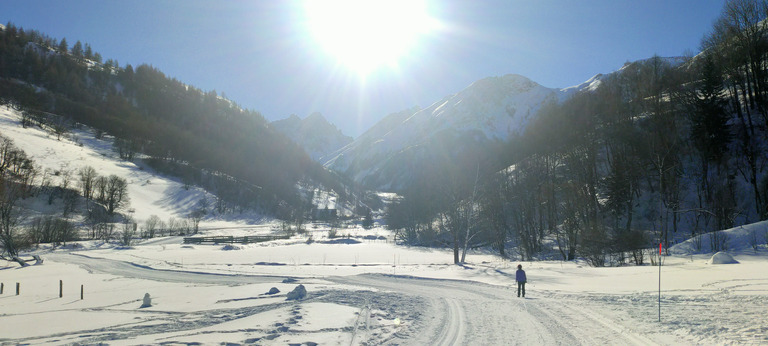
[3,238,767,345]
[1,106,767,345]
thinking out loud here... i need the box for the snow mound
[670,220,768,255]
[708,252,739,264]
[286,284,307,300]
[140,293,152,308]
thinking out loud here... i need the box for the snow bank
[708,251,739,264]
[670,220,768,255]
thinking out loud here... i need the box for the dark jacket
[516,269,527,282]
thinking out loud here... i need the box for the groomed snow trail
[47,254,681,345]
[47,252,286,284]
[330,274,674,345]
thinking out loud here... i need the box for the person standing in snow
[515,264,526,297]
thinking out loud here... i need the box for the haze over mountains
[275,73,603,190]
[270,112,353,162]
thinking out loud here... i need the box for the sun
[303,0,436,77]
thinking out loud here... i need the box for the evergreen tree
[72,40,83,58]
[84,43,93,60]
[57,37,68,53]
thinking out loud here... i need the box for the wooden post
[80,285,84,300]
[1,282,3,294]
[59,280,63,298]
[16,282,20,295]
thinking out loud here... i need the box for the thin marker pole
[658,242,661,322]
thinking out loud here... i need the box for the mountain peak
[325,73,572,190]
[305,112,325,122]
[271,113,353,162]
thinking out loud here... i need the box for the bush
[29,216,77,246]
[120,222,137,246]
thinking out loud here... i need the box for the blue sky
[1,1,725,137]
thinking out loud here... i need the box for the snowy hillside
[0,105,261,229]
[324,74,598,190]
[270,112,353,162]
[671,221,768,255]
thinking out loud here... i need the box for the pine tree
[84,43,93,60]
[57,38,68,53]
[72,40,83,58]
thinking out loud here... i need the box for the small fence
[183,235,290,245]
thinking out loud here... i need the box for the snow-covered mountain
[270,112,353,162]
[324,74,600,190]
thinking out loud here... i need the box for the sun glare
[303,0,436,77]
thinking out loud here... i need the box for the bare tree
[85,202,112,240]
[144,215,162,238]
[52,117,69,141]
[114,138,136,160]
[28,216,76,246]
[95,175,108,204]
[437,164,481,265]
[104,175,129,214]
[459,165,482,264]
[167,217,179,236]
[0,136,17,176]
[120,218,137,246]
[188,208,206,235]
[59,168,78,216]
[78,166,98,200]
[479,172,510,258]
[0,180,26,258]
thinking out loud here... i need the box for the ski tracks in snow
[433,297,466,345]
[532,295,663,345]
[332,274,683,345]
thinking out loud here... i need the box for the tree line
[0,126,133,257]
[388,0,768,265]
[0,125,214,257]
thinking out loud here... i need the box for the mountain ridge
[270,112,353,162]
[322,73,603,190]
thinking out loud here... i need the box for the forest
[387,0,768,266]
[0,21,349,220]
